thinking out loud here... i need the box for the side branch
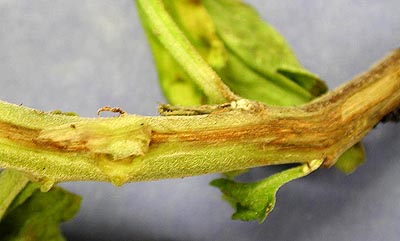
[136,0,239,103]
[0,49,399,186]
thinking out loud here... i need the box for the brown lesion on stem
[0,49,399,181]
[0,121,90,153]
[152,48,400,167]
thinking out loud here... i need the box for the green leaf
[217,53,313,105]
[335,142,366,174]
[6,182,41,215]
[223,168,250,180]
[0,186,81,241]
[202,0,328,103]
[0,170,80,241]
[211,160,322,223]
[0,170,29,220]
[141,0,327,106]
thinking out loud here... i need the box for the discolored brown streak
[0,122,41,144]
[151,48,400,166]
[0,121,89,153]
[305,48,400,111]
[0,49,399,171]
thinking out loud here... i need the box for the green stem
[135,0,238,103]
[0,49,399,186]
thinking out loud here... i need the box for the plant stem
[135,0,239,103]
[0,49,399,186]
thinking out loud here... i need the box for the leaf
[380,106,400,123]
[335,142,366,174]
[217,53,313,105]
[0,170,81,241]
[223,168,250,180]
[141,0,327,106]
[0,186,81,241]
[202,0,328,103]
[211,160,322,223]
[6,182,41,215]
[0,170,29,220]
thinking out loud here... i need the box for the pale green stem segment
[135,0,239,103]
[0,49,398,187]
[0,100,309,186]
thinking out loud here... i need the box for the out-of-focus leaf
[0,186,81,241]
[0,170,29,220]
[223,168,250,180]
[6,182,41,215]
[380,106,400,123]
[335,143,366,174]
[0,170,80,241]
[211,160,322,223]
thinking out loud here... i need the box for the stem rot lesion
[0,47,398,184]
[0,0,398,186]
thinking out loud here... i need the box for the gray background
[1,1,400,240]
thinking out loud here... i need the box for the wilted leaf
[211,160,322,223]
